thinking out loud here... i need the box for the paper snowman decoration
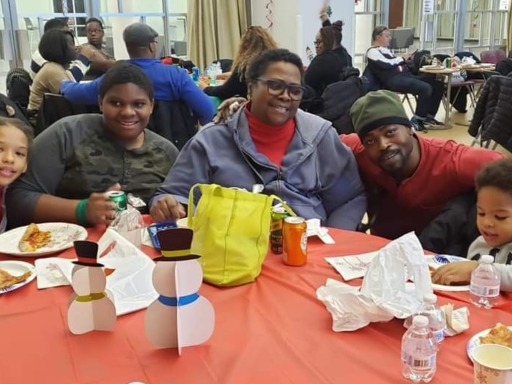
[145,228,215,355]
[67,240,116,335]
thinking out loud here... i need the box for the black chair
[147,100,199,150]
[214,59,233,73]
[35,93,90,136]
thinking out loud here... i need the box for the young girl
[0,117,33,232]
[432,158,512,291]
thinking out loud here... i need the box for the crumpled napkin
[307,218,335,244]
[317,232,433,331]
[442,303,470,336]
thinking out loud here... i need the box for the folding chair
[35,93,89,136]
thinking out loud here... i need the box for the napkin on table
[317,232,433,332]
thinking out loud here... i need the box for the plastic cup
[473,344,512,384]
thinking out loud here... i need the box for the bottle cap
[423,293,437,304]
[412,315,429,327]
[480,255,495,264]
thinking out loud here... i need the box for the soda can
[106,191,128,212]
[270,205,289,254]
[282,216,307,266]
[192,66,200,82]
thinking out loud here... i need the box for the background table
[1,227,511,384]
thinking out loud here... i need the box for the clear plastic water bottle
[469,255,500,309]
[401,315,437,383]
[418,293,446,345]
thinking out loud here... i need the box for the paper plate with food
[0,260,36,293]
[427,254,470,292]
[467,323,512,362]
[0,223,87,257]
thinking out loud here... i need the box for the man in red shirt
[343,90,503,240]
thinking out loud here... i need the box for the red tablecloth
[1,227,511,384]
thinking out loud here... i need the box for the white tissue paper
[317,232,433,332]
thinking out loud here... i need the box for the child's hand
[85,184,120,224]
[431,260,478,286]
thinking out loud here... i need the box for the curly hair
[476,158,512,196]
[246,48,304,84]
[231,26,278,82]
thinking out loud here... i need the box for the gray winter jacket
[151,107,366,230]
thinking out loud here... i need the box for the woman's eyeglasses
[256,78,305,100]
[314,39,322,46]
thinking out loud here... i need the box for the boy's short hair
[99,61,154,100]
[476,158,512,196]
[0,116,34,147]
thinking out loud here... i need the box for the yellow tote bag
[187,183,293,286]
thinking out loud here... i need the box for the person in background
[28,29,95,112]
[198,26,278,100]
[7,63,178,227]
[81,17,116,80]
[432,158,512,291]
[30,17,96,82]
[150,48,366,230]
[0,117,33,233]
[319,2,352,68]
[366,25,444,132]
[305,26,349,97]
[60,22,214,125]
[344,90,503,240]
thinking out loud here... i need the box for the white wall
[250,0,355,64]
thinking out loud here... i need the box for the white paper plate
[0,260,36,293]
[427,254,470,292]
[466,326,512,362]
[422,64,443,69]
[0,223,88,257]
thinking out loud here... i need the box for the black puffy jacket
[468,75,512,152]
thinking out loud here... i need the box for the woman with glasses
[150,48,366,231]
[80,17,116,80]
[304,25,353,98]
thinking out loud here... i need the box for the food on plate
[18,223,52,252]
[0,268,32,289]
[479,323,512,348]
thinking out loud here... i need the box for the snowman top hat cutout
[155,228,200,262]
[72,240,104,267]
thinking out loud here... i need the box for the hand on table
[197,78,210,90]
[431,260,478,286]
[213,96,248,124]
[84,183,120,225]
[150,195,186,222]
